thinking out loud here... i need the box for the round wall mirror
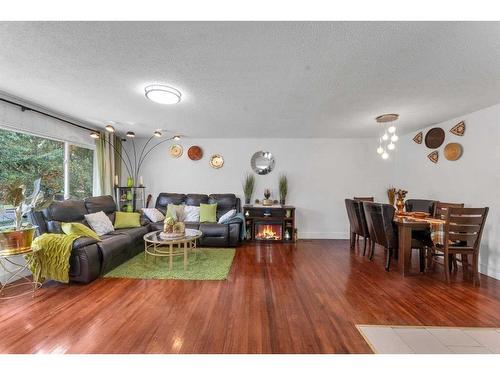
[251,151,275,175]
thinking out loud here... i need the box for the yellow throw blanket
[25,233,80,283]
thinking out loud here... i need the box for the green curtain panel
[95,132,122,196]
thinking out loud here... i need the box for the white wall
[393,103,500,280]
[128,138,392,239]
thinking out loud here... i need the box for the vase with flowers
[395,189,408,213]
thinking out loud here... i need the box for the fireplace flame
[256,225,281,240]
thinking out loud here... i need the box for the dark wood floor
[1,239,499,354]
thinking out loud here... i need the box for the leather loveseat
[150,193,241,247]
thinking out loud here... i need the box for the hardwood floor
[1,239,499,354]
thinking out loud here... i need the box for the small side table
[0,247,42,300]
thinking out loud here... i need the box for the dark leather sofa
[151,193,241,248]
[31,195,149,284]
[31,193,241,284]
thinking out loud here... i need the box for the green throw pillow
[114,211,141,229]
[166,204,184,220]
[61,222,100,241]
[199,203,217,223]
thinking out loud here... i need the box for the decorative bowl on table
[411,212,430,219]
[160,231,185,240]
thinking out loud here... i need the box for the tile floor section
[357,325,500,354]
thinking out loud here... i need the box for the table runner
[398,216,446,245]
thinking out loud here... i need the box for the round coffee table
[143,229,202,270]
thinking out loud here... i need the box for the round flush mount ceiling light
[144,84,181,105]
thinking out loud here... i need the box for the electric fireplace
[243,205,296,242]
[254,222,283,241]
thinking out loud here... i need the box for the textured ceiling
[0,21,499,138]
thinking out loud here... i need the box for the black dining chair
[405,199,437,215]
[353,199,371,255]
[345,199,358,250]
[345,199,370,254]
[363,202,398,271]
[364,202,427,272]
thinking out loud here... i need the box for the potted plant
[0,178,50,252]
[242,174,255,205]
[279,174,288,205]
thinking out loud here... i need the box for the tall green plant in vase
[279,174,288,205]
[242,174,255,205]
[0,178,52,252]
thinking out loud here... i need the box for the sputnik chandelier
[375,113,399,160]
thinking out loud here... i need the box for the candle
[139,176,144,186]
[114,175,119,186]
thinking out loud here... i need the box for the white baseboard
[480,263,500,281]
[298,232,350,240]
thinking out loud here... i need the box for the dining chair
[431,202,465,271]
[428,207,489,286]
[364,202,427,272]
[353,200,371,255]
[363,202,398,271]
[345,199,358,250]
[353,196,374,202]
[404,199,437,215]
[345,199,370,254]
[433,201,464,219]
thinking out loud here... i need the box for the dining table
[393,214,446,276]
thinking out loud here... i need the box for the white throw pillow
[218,209,237,224]
[84,211,114,236]
[184,205,200,222]
[142,208,165,223]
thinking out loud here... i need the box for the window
[0,127,94,202]
[69,144,94,199]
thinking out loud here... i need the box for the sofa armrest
[69,243,101,283]
[228,222,241,246]
[72,236,99,250]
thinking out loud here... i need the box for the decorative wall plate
[427,150,439,164]
[413,131,423,144]
[169,144,183,158]
[187,145,203,160]
[425,127,445,149]
[209,154,224,169]
[450,121,465,136]
[444,142,463,161]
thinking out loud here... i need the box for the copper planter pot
[0,226,38,255]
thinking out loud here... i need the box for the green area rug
[104,248,235,281]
